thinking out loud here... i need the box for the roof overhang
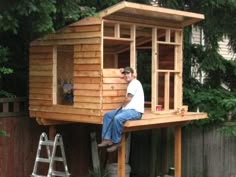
[99,1,204,28]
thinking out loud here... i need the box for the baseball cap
[122,67,134,74]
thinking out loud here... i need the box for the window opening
[56,45,74,105]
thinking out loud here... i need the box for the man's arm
[121,93,133,107]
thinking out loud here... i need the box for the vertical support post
[164,72,170,110]
[166,29,171,42]
[52,46,57,105]
[130,24,136,70]
[2,102,9,113]
[115,23,120,38]
[118,133,126,177]
[174,30,183,109]
[49,126,56,140]
[174,126,181,177]
[101,20,104,69]
[152,27,157,112]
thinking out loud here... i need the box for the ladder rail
[31,132,70,177]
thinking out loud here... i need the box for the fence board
[182,126,236,177]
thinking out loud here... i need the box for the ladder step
[51,170,70,176]
[31,173,47,177]
[36,157,50,163]
[53,157,64,162]
[36,157,64,163]
[32,133,70,177]
[40,140,54,146]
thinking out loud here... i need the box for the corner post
[174,126,181,177]
[118,133,126,177]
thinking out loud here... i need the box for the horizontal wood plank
[74,77,101,84]
[74,90,101,96]
[74,64,101,71]
[73,102,101,109]
[74,44,101,52]
[29,76,52,83]
[102,69,122,77]
[102,83,127,90]
[45,31,101,40]
[102,96,124,103]
[73,96,101,103]
[68,25,101,33]
[74,70,101,77]
[30,88,52,94]
[29,99,52,106]
[102,90,126,96]
[74,58,101,64]
[29,46,53,53]
[73,83,101,90]
[102,103,121,110]
[74,51,101,58]
[29,82,52,89]
[29,94,52,100]
[30,71,52,77]
[103,78,126,84]
[30,65,52,71]
[29,59,53,65]
[32,111,102,124]
[30,54,53,59]
[31,38,101,46]
[30,105,101,116]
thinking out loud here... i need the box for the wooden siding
[31,17,102,46]
[72,23,102,118]
[102,69,127,113]
[29,22,103,123]
[29,46,54,107]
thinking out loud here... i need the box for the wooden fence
[1,97,236,177]
[129,125,236,177]
[0,97,99,177]
[182,126,236,177]
[0,97,28,117]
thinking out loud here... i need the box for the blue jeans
[102,109,142,143]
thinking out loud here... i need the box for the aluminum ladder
[31,132,70,177]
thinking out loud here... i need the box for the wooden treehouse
[29,1,207,177]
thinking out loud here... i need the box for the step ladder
[31,132,70,177]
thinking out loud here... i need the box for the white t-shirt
[123,79,144,113]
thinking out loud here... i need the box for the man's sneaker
[98,139,113,148]
[106,143,120,152]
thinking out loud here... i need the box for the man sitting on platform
[98,67,145,152]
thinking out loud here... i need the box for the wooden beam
[124,121,187,132]
[118,133,126,177]
[130,24,136,70]
[52,46,57,105]
[174,126,182,177]
[115,23,120,38]
[174,30,183,109]
[152,27,157,112]
[164,72,170,110]
[49,125,57,140]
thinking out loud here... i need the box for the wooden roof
[99,1,204,28]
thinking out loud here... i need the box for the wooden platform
[124,109,207,131]
[35,108,207,130]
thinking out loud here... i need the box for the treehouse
[29,1,207,177]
